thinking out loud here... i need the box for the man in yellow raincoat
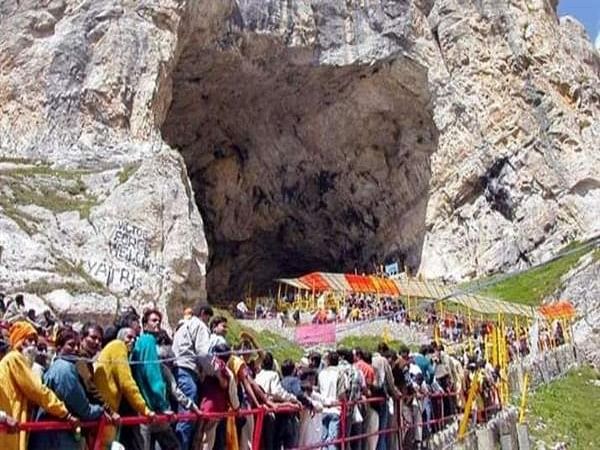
[0,321,79,450]
[94,326,155,448]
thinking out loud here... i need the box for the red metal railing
[0,390,503,450]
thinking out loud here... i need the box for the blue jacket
[29,357,104,450]
[131,333,170,412]
[413,353,435,385]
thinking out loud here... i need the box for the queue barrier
[0,390,504,450]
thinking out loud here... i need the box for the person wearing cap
[0,321,79,450]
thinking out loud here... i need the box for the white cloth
[255,369,296,402]
[317,366,342,415]
[208,333,227,354]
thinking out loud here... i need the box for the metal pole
[340,400,347,450]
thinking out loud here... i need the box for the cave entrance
[161,35,437,302]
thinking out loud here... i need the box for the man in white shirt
[255,353,300,450]
[236,300,249,318]
[317,351,346,450]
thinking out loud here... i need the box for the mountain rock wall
[0,0,598,319]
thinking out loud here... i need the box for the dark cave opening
[161,35,438,301]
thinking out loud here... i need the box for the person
[132,309,179,450]
[255,352,301,450]
[208,316,228,353]
[194,343,232,450]
[353,348,378,450]
[172,303,214,450]
[337,348,365,450]
[76,323,118,417]
[236,301,249,319]
[94,327,155,449]
[29,328,105,450]
[317,351,346,450]
[372,344,400,450]
[31,340,49,381]
[115,308,142,337]
[228,339,274,450]
[3,295,26,324]
[281,358,314,449]
[0,321,79,450]
[155,332,201,415]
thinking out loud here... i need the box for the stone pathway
[240,317,430,348]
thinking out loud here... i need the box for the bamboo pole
[519,373,530,424]
[458,369,481,440]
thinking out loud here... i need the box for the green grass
[55,259,107,293]
[528,365,600,449]
[336,334,408,353]
[2,173,98,219]
[0,200,40,235]
[2,165,92,179]
[216,309,304,363]
[23,280,103,296]
[117,163,140,184]
[479,246,592,306]
[0,156,34,164]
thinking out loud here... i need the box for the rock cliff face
[0,1,598,320]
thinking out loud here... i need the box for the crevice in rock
[161,32,437,301]
[479,157,515,221]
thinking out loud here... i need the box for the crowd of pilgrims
[0,291,541,450]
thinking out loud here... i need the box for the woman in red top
[194,343,231,450]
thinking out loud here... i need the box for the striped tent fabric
[277,272,538,317]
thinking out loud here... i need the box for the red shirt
[354,360,375,386]
[200,358,229,413]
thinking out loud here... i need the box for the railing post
[252,408,266,450]
[340,400,347,450]
[92,415,106,450]
[398,397,404,450]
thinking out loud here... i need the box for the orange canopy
[283,272,401,296]
[538,300,576,320]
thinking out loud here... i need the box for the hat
[9,321,37,349]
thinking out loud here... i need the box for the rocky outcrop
[0,1,598,321]
[162,1,438,299]
[556,254,600,365]
[0,0,208,321]
[420,1,600,280]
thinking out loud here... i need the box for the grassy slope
[217,309,304,362]
[336,334,408,352]
[529,366,600,449]
[478,246,593,306]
